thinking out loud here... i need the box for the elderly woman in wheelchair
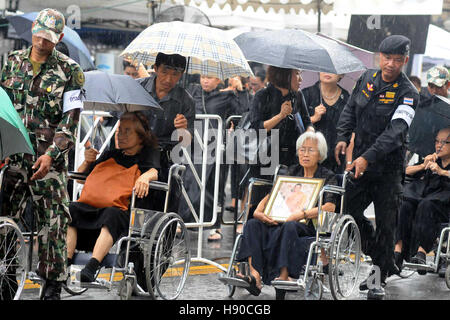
[234,131,338,296]
[66,111,160,283]
[394,127,450,279]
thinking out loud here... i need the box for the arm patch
[391,104,415,127]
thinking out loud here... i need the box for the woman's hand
[254,209,278,226]
[286,210,304,222]
[424,153,438,168]
[425,161,446,176]
[279,101,293,119]
[134,168,158,198]
[311,104,326,123]
[84,147,99,164]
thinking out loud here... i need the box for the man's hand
[347,156,368,178]
[174,113,188,129]
[31,154,53,181]
[335,141,348,165]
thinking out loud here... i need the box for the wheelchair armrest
[68,171,87,181]
[148,181,169,192]
[248,177,272,187]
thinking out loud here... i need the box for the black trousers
[396,197,449,257]
[344,171,402,276]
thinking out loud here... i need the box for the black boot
[42,279,62,300]
[80,257,100,283]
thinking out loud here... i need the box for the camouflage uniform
[1,42,84,280]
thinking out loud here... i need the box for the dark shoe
[79,257,100,283]
[42,280,62,300]
[236,274,261,296]
[79,267,96,283]
[411,252,427,275]
[225,206,236,212]
[411,251,426,265]
[394,252,403,273]
[367,286,385,300]
[386,263,400,277]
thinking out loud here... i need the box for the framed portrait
[263,176,325,223]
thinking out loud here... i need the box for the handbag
[78,158,141,211]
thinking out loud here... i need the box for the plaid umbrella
[120,21,253,80]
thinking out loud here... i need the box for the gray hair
[296,131,328,163]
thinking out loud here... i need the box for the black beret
[379,35,411,55]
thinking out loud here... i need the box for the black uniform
[336,67,419,277]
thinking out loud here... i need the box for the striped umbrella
[120,21,253,80]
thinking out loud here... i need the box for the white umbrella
[120,21,253,80]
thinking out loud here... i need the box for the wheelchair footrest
[218,275,250,288]
[79,279,109,289]
[403,262,435,272]
[72,252,117,268]
[271,279,302,291]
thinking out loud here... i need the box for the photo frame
[263,176,325,223]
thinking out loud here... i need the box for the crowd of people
[0,8,449,301]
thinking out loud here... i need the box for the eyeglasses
[435,139,450,145]
[299,147,318,154]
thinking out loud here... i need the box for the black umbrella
[408,95,450,158]
[234,29,365,74]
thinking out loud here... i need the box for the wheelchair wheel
[145,213,190,300]
[0,217,27,300]
[328,215,361,300]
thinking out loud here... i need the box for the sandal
[236,274,261,296]
[207,229,223,242]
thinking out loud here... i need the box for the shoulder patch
[74,70,85,86]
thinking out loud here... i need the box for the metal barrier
[73,112,229,272]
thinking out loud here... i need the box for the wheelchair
[401,221,450,288]
[0,163,191,300]
[218,167,362,300]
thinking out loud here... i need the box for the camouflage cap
[31,8,65,44]
[427,66,450,87]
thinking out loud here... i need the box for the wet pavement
[20,216,450,302]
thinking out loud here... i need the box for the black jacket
[337,69,420,173]
[138,75,196,148]
[302,81,350,172]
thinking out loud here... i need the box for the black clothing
[337,69,420,174]
[337,68,420,277]
[408,94,449,158]
[138,74,196,148]
[302,81,350,173]
[188,84,241,124]
[237,163,337,284]
[249,83,312,172]
[396,158,450,257]
[138,74,195,182]
[69,146,160,251]
[177,84,241,224]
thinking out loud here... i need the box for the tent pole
[317,0,321,33]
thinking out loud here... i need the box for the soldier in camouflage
[1,8,85,300]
